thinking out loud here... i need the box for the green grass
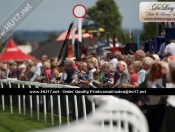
[0,105,68,132]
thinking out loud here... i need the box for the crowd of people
[0,45,175,89]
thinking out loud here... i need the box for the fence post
[1,82,5,111]
[28,85,33,118]
[50,95,54,126]
[18,84,21,114]
[8,82,13,114]
[43,95,47,122]
[57,95,62,126]
[82,95,87,121]
[65,95,70,126]
[36,86,40,121]
[74,95,79,124]
[22,85,26,116]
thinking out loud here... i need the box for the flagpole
[72,20,75,57]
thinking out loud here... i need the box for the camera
[106,80,112,86]
[102,77,112,86]
[102,77,108,83]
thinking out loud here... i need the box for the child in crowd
[89,71,100,88]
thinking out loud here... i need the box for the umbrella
[56,28,91,41]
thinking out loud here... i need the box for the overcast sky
[0,0,157,31]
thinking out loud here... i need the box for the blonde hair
[43,62,50,69]
[115,51,121,55]
[106,63,115,72]
[2,64,8,70]
[87,58,97,68]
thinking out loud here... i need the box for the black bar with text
[0,88,175,95]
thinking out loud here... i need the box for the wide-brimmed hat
[19,64,26,69]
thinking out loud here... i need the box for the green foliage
[83,0,123,38]
[141,22,157,40]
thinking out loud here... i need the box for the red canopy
[0,39,34,62]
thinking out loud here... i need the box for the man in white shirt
[30,59,42,82]
[109,38,121,48]
[164,39,175,56]
[106,53,118,69]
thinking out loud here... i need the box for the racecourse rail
[0,79,150,132]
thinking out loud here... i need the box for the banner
[0,88,175,95]
[139,2,175,22]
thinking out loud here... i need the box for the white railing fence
[0,79,149,132]
[32,95,149,132]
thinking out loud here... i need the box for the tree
[141,23,157,40]
[141,0,174,41]
[83,0,123,38]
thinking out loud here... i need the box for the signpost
[72,4,87,57]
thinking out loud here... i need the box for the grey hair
[136,50,146,58]
[64,59,73,66]
[133,61,143,69]
[114,51,121,56]
[143,57,154,66]
[118,61,127,68]
[103,51,111,59]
